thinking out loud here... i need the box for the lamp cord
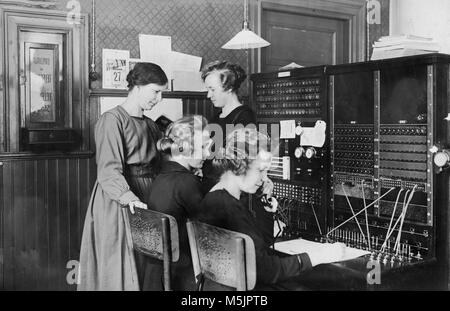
[91,0,96,71]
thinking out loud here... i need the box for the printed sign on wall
[102,49,130,89]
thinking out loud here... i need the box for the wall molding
[0,1,56,8]
[89,89,208,99]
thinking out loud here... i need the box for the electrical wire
[341,183,367,244]
[361,180,371,250]
[380,188,406,252]
[394,185,417,254]
[327,187,396,237]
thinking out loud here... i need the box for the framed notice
[27,43,58,123]
[102,49,130,89]
[19,31,67,128]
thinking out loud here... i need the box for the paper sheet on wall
[299,120,327,147]
[274,239,370,262]
[139,34,172,81]
[172,71,206,91]
[170,51,202,72]
[280,120,296,139]
[100,97,182,123]
[102,49,130,89]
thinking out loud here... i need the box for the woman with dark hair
[198,128,345,290]
[140,115,211,291]
[78,62,168,291]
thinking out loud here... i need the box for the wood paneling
[0,157,95,291]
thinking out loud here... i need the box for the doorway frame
[249,0,367,73]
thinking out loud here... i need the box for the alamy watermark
[66,0,81,25]
[367,0,381,25]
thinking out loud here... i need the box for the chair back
[186,220,256,291]
[124,208,179,290]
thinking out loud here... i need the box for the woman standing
[78,62,168,291]
[201,60,255,139]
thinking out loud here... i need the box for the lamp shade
[221,28,271,49]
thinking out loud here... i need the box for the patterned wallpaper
[53,0,249,91]
[50,0,390,86]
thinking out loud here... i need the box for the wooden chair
[186,220,256,291]
[123,208,179,291]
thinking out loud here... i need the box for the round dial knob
[434,150,450,168]
[295,126,303,136]
[305,147,316,159]
[294,147,304,159]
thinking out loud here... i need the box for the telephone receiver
[261,194,278,213]
[260,194,271,207]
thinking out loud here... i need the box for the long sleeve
[95,112,139,205]
[176,176,204,218]
[254,239,312,284]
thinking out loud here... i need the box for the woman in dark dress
[78,63,168,291]
[201,60,275,245]
[198,128,345,290]
[141,115,212,290]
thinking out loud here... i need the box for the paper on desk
[280,120,296,139]
[274,239,370,262]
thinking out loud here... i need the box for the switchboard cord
[361,180,371,250]
[310,199,323,236]
[394,185,417,255]
[380,188,406,253]
[341,183,368,246]
[326,187,396,237]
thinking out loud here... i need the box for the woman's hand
[262,196,278,213]
[193,168,203,178]
[261,177,274,198]
[128,201,147,214]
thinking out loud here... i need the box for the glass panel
[29,47,57,122]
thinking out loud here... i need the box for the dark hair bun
[157,137,174,154]
[230,63,247,89]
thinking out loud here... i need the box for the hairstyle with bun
[212,128,271,176]
[201,60,247,93]
[126,62,168,91]
[157,115,208,157]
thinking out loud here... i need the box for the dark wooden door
[261,8,350,72]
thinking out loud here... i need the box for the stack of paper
[371,35,440,60]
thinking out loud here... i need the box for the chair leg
[162,217,172,291]
[196,273,205,291]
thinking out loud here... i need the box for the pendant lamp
[222,0,270,49]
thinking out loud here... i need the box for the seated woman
[198,128,345,290]
[140,115,211,291]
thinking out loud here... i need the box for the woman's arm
[95,113,140,206]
